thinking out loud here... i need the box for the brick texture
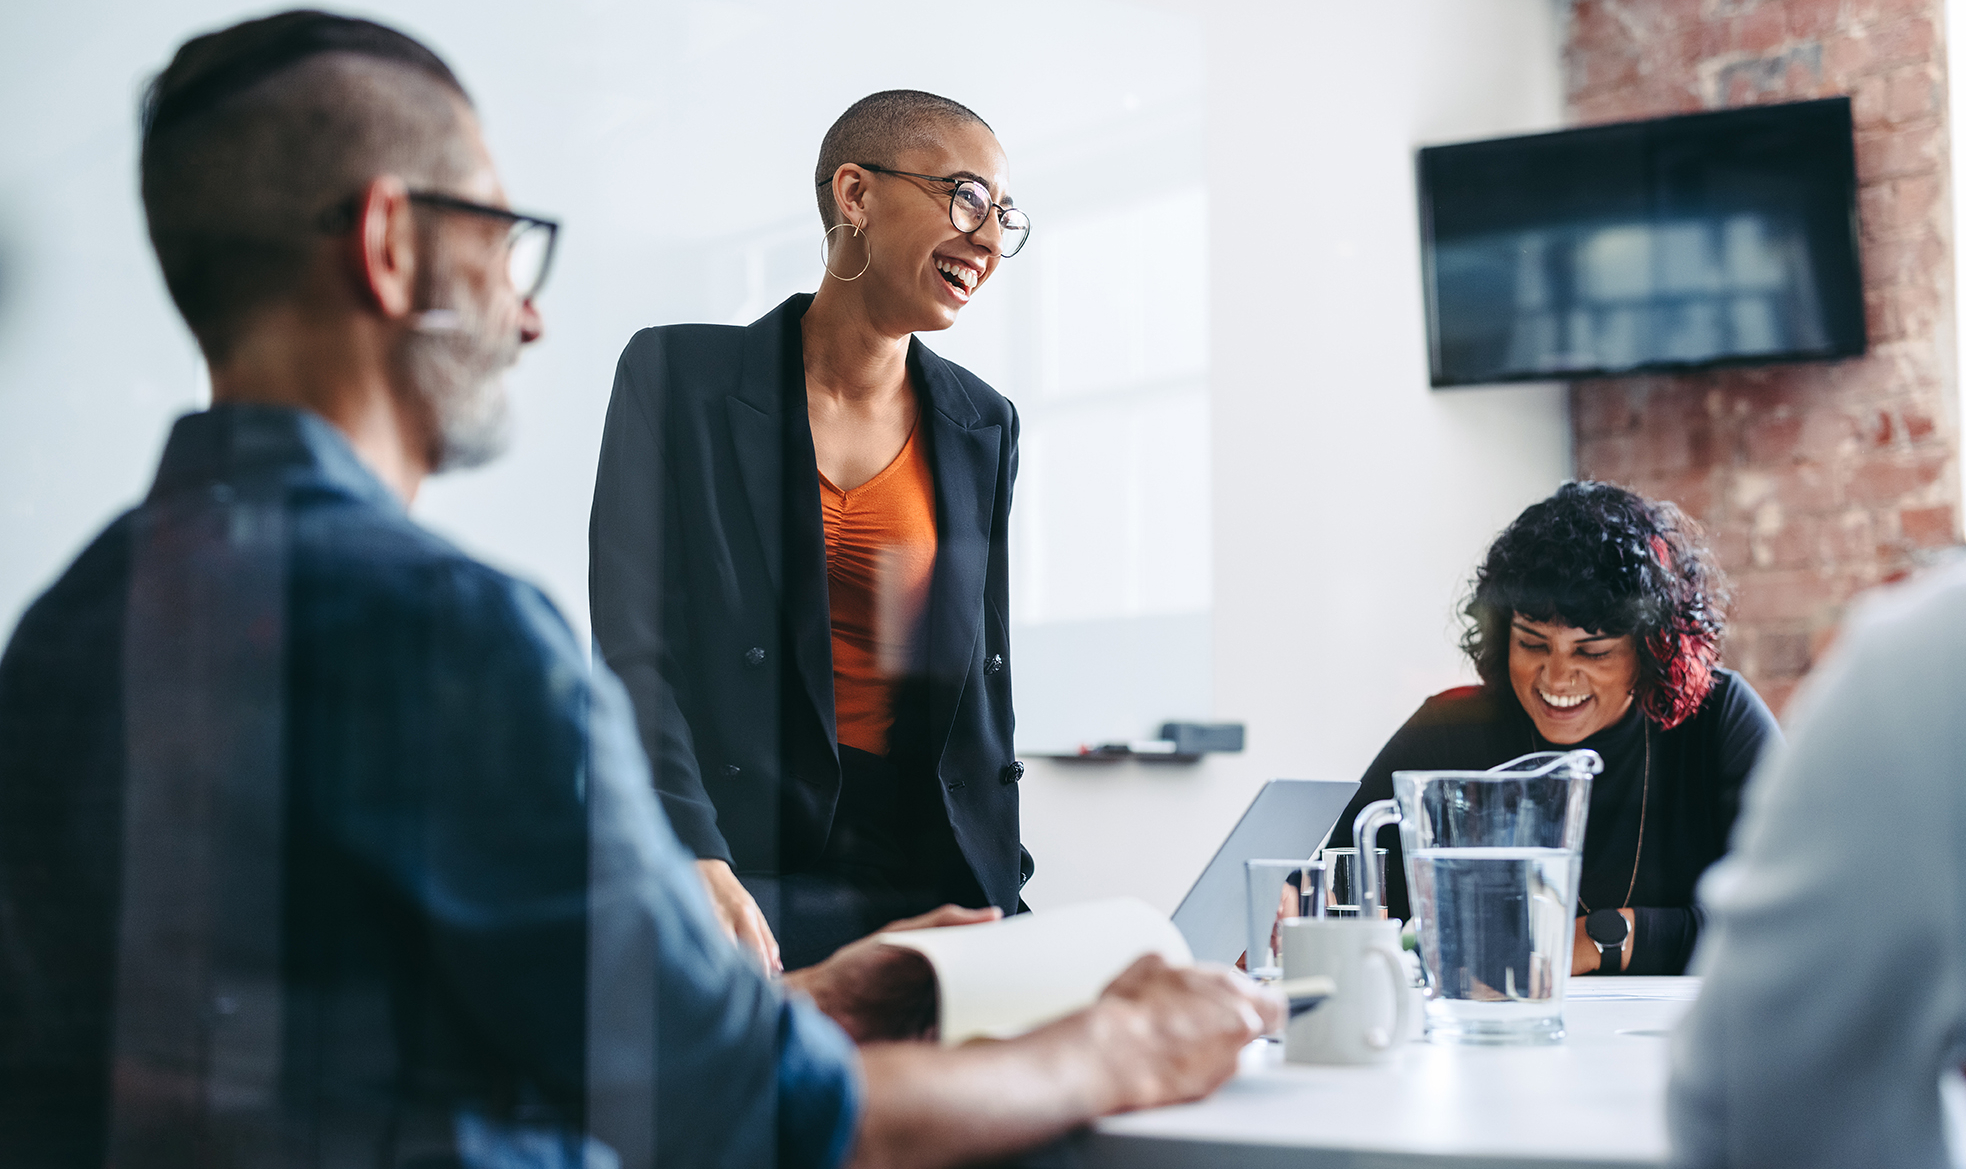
[1566,0,1959,715]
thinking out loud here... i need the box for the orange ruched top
[820,426,938,756]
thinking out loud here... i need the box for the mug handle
[1361,946,1412,1051]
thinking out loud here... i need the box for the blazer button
[985,653,1004,675]
[1000,761,1025,785]
[722,763,742,778]
[744,646,766,667]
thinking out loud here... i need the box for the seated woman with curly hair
[1329,481,1781,976]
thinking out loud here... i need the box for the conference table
[1080,976,1697,1168]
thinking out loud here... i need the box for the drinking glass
[1318,847,1388,918]
[1244,859,1325,982]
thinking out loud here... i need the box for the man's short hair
[813,90,992,228]
[140,10,475,362]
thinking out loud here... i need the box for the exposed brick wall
[1565,0,1958,713]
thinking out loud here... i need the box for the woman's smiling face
[1507,614,1639,744]
[829,119,1012,333]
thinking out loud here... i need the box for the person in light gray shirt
[1669,558,1966,1168]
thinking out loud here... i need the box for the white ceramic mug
[1280,917,1412,1065]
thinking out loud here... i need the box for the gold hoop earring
[823,221,871,281]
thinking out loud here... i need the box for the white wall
[0,0,1203,661]
[1016,0,1574,913]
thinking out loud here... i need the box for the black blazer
[589,294,1029,912]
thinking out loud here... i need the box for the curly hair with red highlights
[1460,481,1730,730]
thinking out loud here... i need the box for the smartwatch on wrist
[1585,908,1629,974]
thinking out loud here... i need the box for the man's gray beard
[400,284,522,473]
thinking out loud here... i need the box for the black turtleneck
[1328,669,1780,975]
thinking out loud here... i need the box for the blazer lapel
[726,295,838,754]
[914,341,999,766]
[724,297,801,595]
[725,395,782,595]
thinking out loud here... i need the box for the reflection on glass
[1441,213,1827,380]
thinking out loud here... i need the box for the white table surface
[1079,976,1698,1169]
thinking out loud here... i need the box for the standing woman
[590,91,1032,970]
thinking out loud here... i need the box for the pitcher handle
[1362,945,1412,1051]
[1352,799,1400,920]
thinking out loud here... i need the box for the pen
[1275,976,1337,1018]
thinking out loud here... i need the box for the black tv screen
[1419,97,1865,387]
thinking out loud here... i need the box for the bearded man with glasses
[0,14,1278,1169]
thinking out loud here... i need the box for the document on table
[1565,975,1702,1001]
[878,897,1191,1045]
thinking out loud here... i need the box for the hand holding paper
[784,903,1004,1042]
[837,901,1283,1168]
[874,897,1196,1045]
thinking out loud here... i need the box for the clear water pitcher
[1351,749,1599,1046]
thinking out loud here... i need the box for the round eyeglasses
[317,191,561,301]
[848,164,1031,258]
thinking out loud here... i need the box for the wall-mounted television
[1418,97,1865,387]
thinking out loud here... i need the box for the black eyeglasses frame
[838,163,1031,258]
[315,191,562,300]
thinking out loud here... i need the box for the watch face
[1585,909,1629,946]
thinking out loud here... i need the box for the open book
[876,897,1192,1046]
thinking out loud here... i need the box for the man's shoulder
[1794,559,1966,718]
[28,508,138,607]
[294,487,466,576]
[1844,557,1966,650]
[0,510,138,674]
[293,493,577,662]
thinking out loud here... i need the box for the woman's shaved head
[814,90,992,228]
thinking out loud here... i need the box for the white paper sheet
[877,897,1193,1046]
